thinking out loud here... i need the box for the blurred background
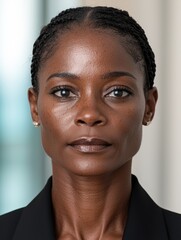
[0,0,181,215]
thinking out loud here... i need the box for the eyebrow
[47,72,78,81]
[102,71,136,80]
[46,71,136,82]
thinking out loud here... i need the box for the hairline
[37,23,147,91]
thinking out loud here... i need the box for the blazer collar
[13,178,55,240]
[123,175,168,240]
[13,176,168,240]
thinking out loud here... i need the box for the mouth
[68,138,112,153]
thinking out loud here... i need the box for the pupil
[61,89,69,97]
[114,89,122,96]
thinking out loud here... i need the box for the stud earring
[146,120,151,126]
[33,121,40,127]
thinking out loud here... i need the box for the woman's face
[29,27,157,176]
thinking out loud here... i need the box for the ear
[28,88,39,124]
[143,87,158,126]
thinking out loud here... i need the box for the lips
[68,138,111,153]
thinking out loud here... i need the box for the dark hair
[31,6,156,92]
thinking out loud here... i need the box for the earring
[144,112,152,126]
[33,121,40,127]
[146,120,151,126]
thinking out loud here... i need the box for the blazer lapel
[13,178,56,240]
[123,175,168,240]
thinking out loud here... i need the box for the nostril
[75,109,107,127]
[77,119,86,125]
[94,120,103,126]
[76,119,104,127]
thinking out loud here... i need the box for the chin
[52,154,130,177]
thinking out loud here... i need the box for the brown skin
[28,26,158,239]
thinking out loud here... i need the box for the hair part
[31,6,156,92]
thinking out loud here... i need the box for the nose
[74,99,107,127]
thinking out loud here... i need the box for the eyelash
[50,85,78,99]
[50,85,133,100]
[105,86,133,99]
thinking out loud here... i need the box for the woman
[0,6,181,240]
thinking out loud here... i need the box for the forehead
[39,26,144,82]
[55,26,128,56]
[51,25,142,62]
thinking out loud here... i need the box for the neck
[52,161,132,239]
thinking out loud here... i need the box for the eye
[50,86,77,99]
[105,86,132,98]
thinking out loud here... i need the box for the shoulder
[0,178,55,240]
[0,208,24,239]
[162,208,181,239]
[127,175,181,239]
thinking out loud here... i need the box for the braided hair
[31,6,156,92]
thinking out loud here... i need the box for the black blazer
[1,175,181,239]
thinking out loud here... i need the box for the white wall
[80,0,181,213]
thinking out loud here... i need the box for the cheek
[37,100,74,157]
[112,101,145,158]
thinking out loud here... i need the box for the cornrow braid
[31,7,90,91]
[31,6,156,92]
[88,7,156,89]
